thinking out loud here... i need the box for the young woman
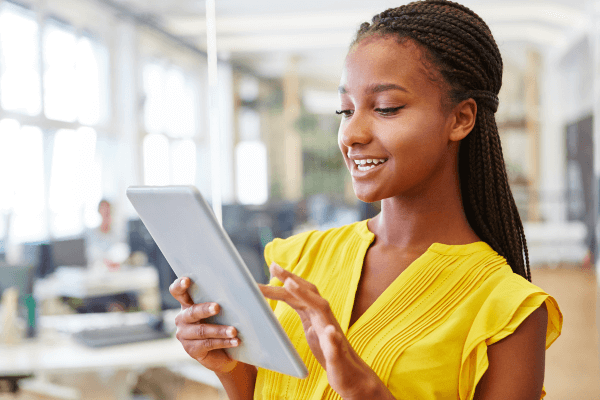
[170,1,562,399]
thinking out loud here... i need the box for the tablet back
[126,186,307,378]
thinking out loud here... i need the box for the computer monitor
[128,219,178,310]
[0,262,36,325]
[222,204,270,284]
[127,216,269,310]
[0,261,34,293]
[51,237,87,267]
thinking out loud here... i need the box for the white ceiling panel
[104,0,597,82]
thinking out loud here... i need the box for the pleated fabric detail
[256,223,372,400]
[254,220,562,400]
[321,248,508,400]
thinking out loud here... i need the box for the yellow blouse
[254,220,562,400]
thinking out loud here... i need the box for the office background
[0,0,599,398]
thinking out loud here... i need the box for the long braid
[354,0,531,281]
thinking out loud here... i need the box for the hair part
[353,0,531,281]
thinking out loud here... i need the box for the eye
[335,109,354,118]
[375,106,405,116]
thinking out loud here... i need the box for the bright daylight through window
[0,2,108,242]
[142,62,198,186]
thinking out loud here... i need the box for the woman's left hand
[259,262,394,400]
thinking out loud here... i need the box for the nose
[338,112,372,149]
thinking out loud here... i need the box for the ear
[448,98,477,142]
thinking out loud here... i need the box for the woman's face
[337,36,457,203]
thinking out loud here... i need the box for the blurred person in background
[85,199,129,271]
[81,199,134,312]
[169,1,563,399]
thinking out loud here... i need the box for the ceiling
[107,0,595,85]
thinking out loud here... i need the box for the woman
[170,1,562,399]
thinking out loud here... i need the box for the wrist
[213,359,239,375]
[343,373,394,400]
[215,362,258,400]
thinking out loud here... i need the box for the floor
[532,267,600,399]
[2,267,599,400]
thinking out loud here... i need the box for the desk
[0,312,224,399]
[33,266,159,300]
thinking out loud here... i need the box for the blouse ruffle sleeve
[262,230,315,311]
[459,274,563,400]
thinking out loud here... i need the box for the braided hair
[353,0,531,281]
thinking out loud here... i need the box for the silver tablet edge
[126,185,309,379]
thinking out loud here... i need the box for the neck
[368,154,478,251]
[100,221,111,233]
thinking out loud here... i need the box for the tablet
[126,185,308,379]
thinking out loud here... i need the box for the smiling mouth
[353,158,388,172]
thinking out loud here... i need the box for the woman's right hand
[170,277,241,373]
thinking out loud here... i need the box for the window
[236,141,268,205]
[142,62,199,187]
[0,119,45,242]
[0,3,41,116]
[143,133,170,186]
[236,82,267,205]
[143,63,197,138]
[143,63,165,135]
[44,21,108,124]
[76,35,108,125]
[43,20,78,122]
[171,139,196,185]
[49,128,98,237]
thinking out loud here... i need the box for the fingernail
[209,304,217,314]
[226,327,235,337]
[181,277,188,286]
[230,338,239,346]
[270,263,282,271]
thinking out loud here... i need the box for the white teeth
[358,165,375,171]
[350,157,389,170]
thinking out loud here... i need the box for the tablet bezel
[126,185,308,379]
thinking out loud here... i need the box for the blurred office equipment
[222,204,269,284]
[68,220,182,347]
[358,201,380,221]
[21,239,85,280]
[128,200,299,288]
[566,115,595,259]
[72,313,170,348]
[222,201,303,283]
[130,205,275,288]
[51,237,87,267]
[0,260,36,334]
[36,243,55,278]
[68,227,173,346]
[0,287,21,345]
[31,237,139,313]
[128,218,179,310]
[0,309,225,397]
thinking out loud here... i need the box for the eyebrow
[338,83,409,95]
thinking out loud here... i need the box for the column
[282,56,303,201]
[525,49,542,221]
[111,19,140,225]
[539,49,567,222]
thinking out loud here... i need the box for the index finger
[269,262,298,284]
[169,277,195,307]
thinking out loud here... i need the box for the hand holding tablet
[169,276,241,373]
[126,185,308,378]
